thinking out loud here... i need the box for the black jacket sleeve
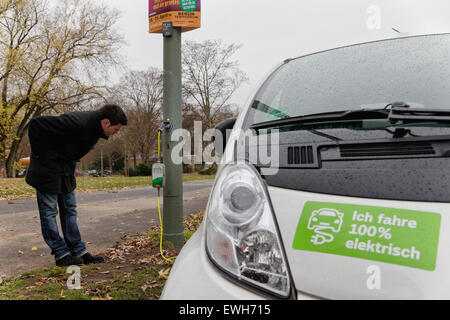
[28,114,83,138]
[28,113,85,158]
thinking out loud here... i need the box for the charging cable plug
[158,120,172,132]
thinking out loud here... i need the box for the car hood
[267,186,449,299]
[254,129,450,202]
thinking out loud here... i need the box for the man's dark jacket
[26,110,108,194]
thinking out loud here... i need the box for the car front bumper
[160,223,317,300]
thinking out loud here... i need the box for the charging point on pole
[152,163,165,188]
[154,120,177,262]
[153,121,170,189]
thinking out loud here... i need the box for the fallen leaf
[141,285,148,293]
[91,295,112,300]
[31,246,37,251]
[158,267,171,280]
[18,250,24,255]
[146,280,161,288]
[60,289,65,298]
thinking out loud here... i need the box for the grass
[0,211,204,300]
[0,174,215,201]
[0,265,97,300]
[3,266,163,300]
[0,178,34,199]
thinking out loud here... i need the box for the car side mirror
[214,117,237,159]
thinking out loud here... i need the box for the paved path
[0,179,214,278]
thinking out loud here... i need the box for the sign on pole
[149,0,201,33]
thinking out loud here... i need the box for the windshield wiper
[388,107,450,123]
[250,109,390,130]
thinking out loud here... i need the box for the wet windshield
[246,34,450,128]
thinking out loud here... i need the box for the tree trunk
[0,142,6,178]
[5,134,24,178]
[5,113,32,178]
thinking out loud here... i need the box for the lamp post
[162,23,184,246]
[148,0,201,247]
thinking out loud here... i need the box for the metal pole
[162,26,183,246]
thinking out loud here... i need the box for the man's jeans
[36,191,87,260]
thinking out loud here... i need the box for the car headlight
[205,162,292,298]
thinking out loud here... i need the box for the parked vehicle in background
[92,170,112,177]
[17,169,27,177]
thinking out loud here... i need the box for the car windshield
[245,34,450,129]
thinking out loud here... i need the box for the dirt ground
[0,212,203,300]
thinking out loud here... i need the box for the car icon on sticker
[307,208,344,245]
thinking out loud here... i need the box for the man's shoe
[56,254,82,267]
[80,252,104,264]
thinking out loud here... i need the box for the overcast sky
[101,0,450,109]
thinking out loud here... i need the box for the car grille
[288,146,314,164]
[339,142,435,157]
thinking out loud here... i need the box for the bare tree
[182,39,247,130]
[0,0,124,176]
[112,67,164,165]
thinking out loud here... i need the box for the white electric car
[161,33,450,300]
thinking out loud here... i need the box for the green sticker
[152,177,163,188]
[180,0,197,12]
[293,202,441,271]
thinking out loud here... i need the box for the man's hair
[98,104,127,125]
